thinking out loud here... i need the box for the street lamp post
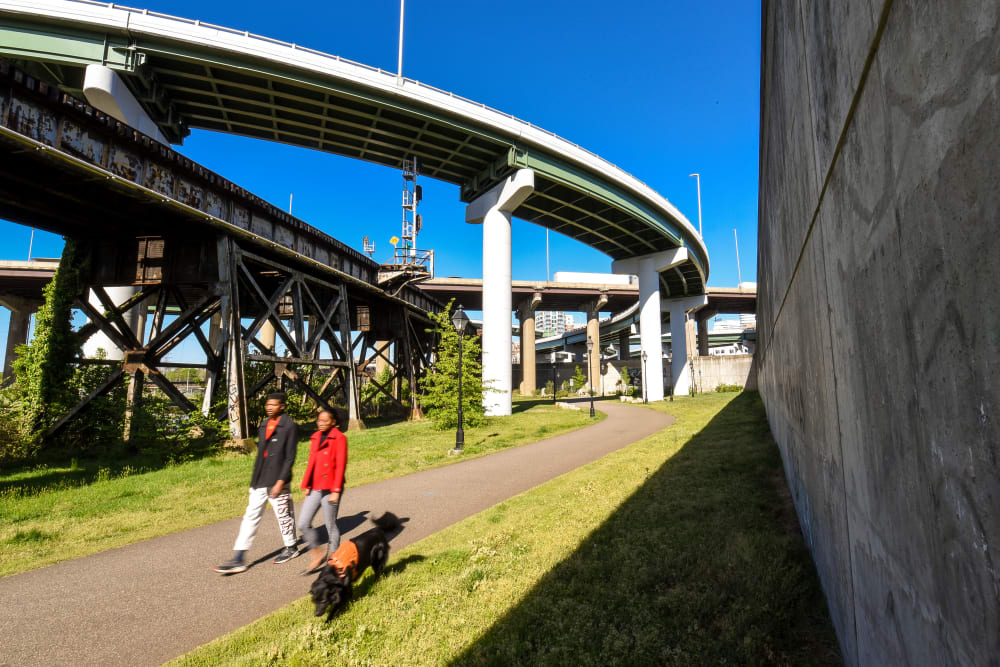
[451,305,470,453]
[586,338,595,418]
[641,350,648,404]
[689,173,703,238]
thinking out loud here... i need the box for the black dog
[310,512,400,617]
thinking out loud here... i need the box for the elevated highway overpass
[0,0,712,410]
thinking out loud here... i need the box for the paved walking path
[0,400,673,666]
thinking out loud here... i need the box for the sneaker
[214,559,248,574]
[273,546,300,564]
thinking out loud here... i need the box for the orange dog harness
[327,540,360,579]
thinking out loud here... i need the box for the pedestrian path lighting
[641,350,648,404]
[587,338,595,418]
[451,305,470,453]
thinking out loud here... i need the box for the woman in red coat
[297,409,348,573]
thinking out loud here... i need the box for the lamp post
[451,305,470,453]
[689,173,703,238]
[641,350,648,404]
[586,338,595,418]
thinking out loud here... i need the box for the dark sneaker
[214,559,247,574]
[273,546,300,564]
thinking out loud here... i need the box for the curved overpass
[0,0,708,296]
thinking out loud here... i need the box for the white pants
[233,486,296,551]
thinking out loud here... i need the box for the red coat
[301,427,348,493]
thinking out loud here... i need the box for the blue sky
[0,0,761,361]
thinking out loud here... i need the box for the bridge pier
[0,296,39,378]
[665,295,708,397]
[612,248,693,402]
[466,169,534,416]
[618,329,631,361]
[517,293,541,395]
[585,293,607,394]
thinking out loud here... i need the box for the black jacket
[249,413,297,489]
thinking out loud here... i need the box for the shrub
[420,301,492,430]
[716,383,743,393]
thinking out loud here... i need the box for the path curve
[0,400,673,666]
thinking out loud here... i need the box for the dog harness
[327,540,360,580]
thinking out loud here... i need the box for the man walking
[214,392,300,574]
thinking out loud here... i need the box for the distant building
[710,318,743,334]
[552,271,635,285]
[536,311,576,337]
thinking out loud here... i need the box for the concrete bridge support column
[618,329,631,360]
[697,313,712,356]
[1,296,38,378]
[258,321,276,353]
[613,247,693,402]
[465,169,534,416]
[584,294,607,393]
[78,65,159,363]
[517,293,541,395]
[83,65,169,145]
[665,295,708,397]
[83,286,141,360]
[373,340,391,379]
[636,259,664,401]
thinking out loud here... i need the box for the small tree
[420,301,490,430]
[572,364,587,390]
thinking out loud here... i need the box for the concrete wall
[691,354,754,393]
[758,2,1000,664]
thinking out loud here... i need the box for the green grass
[0,400,601,578]
[172,392,841,666]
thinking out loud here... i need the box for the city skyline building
[536,311,576,337]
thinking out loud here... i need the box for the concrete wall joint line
[818,215,861,667]
[762,0,896,369]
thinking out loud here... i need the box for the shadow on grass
[451,392,842,665]
[0,448,215,498]
[0,418,324,498]
[510,398,549,414]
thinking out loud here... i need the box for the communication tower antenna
[401,156,422,258]
[362,235,375,258]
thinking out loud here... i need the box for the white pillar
[465,169,535,416]
[612,247,693,403]
[79,65,160,361]
[83,65,170,145]
[666,295,708,397]
[83,286,141,360]
[636,258,664,401]
[1,296,38,378]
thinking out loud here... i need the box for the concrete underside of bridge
[758,2,999,664]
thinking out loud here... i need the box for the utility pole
[546,229,550,281]
[734,228,742,286]
[689,173,702,237]
[397,0,405,86]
